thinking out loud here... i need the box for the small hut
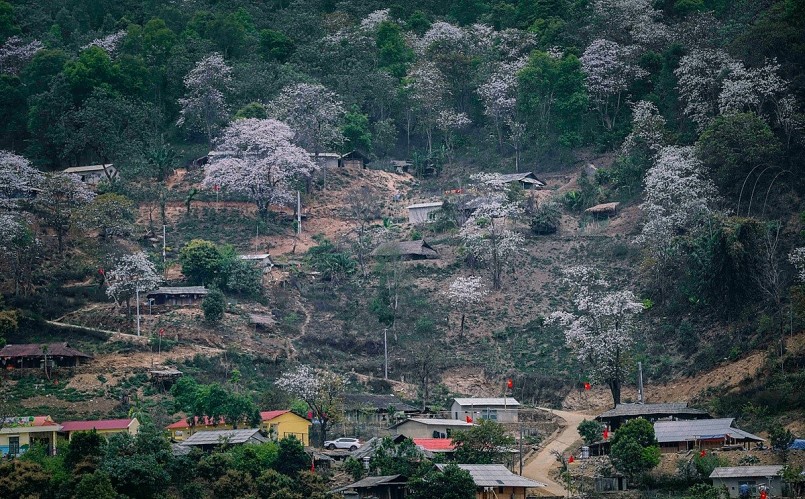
[0,343,92,369]
[371,240,439,260]
[62,164,117,184]
[340,150,371,169]
[485,172,545,190]
[147,286,208,306]
[407,202,443,224]
[585,202,620,217]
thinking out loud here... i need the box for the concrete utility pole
[383,328,388,380]
[637,361,644,404]
[135,287,141,337]
[297,190,302,235]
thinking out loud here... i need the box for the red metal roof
[413,438,456,451]
[260,410,290,421]
[60,419,134,432]
[165,416,227,429]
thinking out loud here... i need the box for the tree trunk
[608,379,621,407]
[460,313,466,338]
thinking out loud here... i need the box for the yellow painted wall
[261,413,311,446]
[0,429,58,456]
[169,422,233,442]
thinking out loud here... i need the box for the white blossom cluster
[477,59,527,124]
[0,212,27,251]
[275,364,345,402]
[494,28,538,61]
[719,59,787,115]
[105,252,163,306]
[177,52,233,134]
[415,21,466,54]
[674,49,740,130]
[359,9,390,31]
[268,83,345,154]
[636,146,717,247]
[581,39,647,101]
[202,118,317,210]
[0,36,43,74]
[621,100,666,155]
[547,266,643,385]
[789,248,805,283]
[39,173,96,207]
[0,150,44,209]
[592,0,670,47]
[436,109,471,131]
[81,30,127,55]
[460,199,525,289]
[445,275,487,307]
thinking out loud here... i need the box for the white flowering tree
[477,59,527,155]
[581,39,647,131]
[359,9,390,31]
[460,199,525,290]
[275,365,345,447]
[202,118,317,217]
[548,266,644,407]
[436,109,471,164]
[621,100,667,157]
[0,36,43,74]
[445,276,487,337]
[636,146,717,299]
[790,248,805,283]
[592,0,670,47]
[81,30,126,55]
[34,173,95,253]
[775,96,805,149]
[405,61,450,155]
[0,150,44,210]
[675,48,739,131]
[269,83,345,161]
[177,52,233,142]
[0,212,37,296]
[105,252,163,319]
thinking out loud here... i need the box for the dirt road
[522,407,590,497]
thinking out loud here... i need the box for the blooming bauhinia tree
[621,100,667,157]
[177,52,233,142]
[105,252,163,318]
[719,59,788,117]
[436,109,471,164]
[445,276,487,337]
[268,83,345,161]
[202,118,317,217]
[0,150,44,210]
[81,30,126,55]
[460,198,525,290]
[405,61,450,155]
[675,49,740,131]
[547,266,644,407]
[0,36,43,74]
[477,58,527,153]
[360,9,390,31]
[275,364,345,447]
[34,173,95,253]
[592,0,670,47]
[790,248,805,283]
[581,39,647,131]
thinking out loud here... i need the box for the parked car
[324,437,361,450]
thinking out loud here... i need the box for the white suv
[324,437,361,450]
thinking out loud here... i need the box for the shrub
[530,200,561,235]
[202,288,226,322]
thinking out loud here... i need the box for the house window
[8,436,19,455]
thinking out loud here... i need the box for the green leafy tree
[530,199,561,235]
[342,106,373,153]
[78,193,136,239]
[74,471,117,499]
[213,469,256,499]
[274,436,310,477]
[408,464,476,499]
[234,102,268,120]
[223,258,263,296]
[231,443,279,479]
[696,112,782,202]
[202,288,226,322]
[64,430,105,471]
[256,469,297,498]
[260,29,294,62]
[769,422,794,461]
[376,20,413,79]
[62,46,118,103]
[682,483,728,499]
[370,436,429,476]
[518,50,588,150]
[452,419,515,464]
[0,308,18,347]
[578,419,605,446]
[610,418,660,480]
[0,1,18,40]
[0,460,51,498]
[179,239,225,285]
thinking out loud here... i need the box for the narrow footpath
[522,408,589,497]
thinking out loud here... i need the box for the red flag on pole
[159,328,165,337]
[99,268,105,275]
[311,455,315,472]
[700,450,706,458]
[568,455,574,463]
[507,379,513,389]
[603,428,609,440]
[466,415,473,423]
[584,382,591,391]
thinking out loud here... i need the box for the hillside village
[1,0,805,498]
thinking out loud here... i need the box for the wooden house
[0,416,60,457]
[484,172,545,190]
[654,418,764,453]
[259,410,312,446]
[340,150,371,169]
[435,464,545,499]
[0,343,92,369]
[146,286,208,306]
[309,152,341,169]
[596,403,711,431]
[407,201,443,224]
[333,474,409,499]
[59,418,140,441]
[390,418,473,439]
[239,253,274,272]
[371,240,439,260]
[585,202,620,217]
[710,466,785,498]
[63,164,117,184]
[451,398,520,423]
[178,428,268,451]
[343,393,420,425]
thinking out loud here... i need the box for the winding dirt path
[522,407,590,497]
